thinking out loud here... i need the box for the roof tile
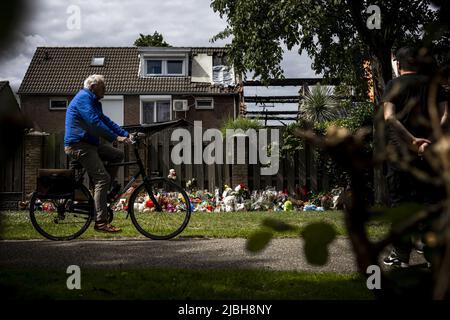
[18,47,237,95]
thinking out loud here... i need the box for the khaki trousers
[65,142,124,222]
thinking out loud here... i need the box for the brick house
[18,46,241,134]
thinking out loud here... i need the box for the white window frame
[166,60,185,76]
[91,57,105,66]
[145,58,186,76]
[146,59,163,75]
[49,98,68,110]
[140,95,172,124]
[195,97,214,110]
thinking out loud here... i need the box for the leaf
[262,218,295,232]
[246,231,273,253]
[301,222,337,266]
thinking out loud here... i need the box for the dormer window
[91,57,105,66]
[145,58,185,76]
[138,48,189,77]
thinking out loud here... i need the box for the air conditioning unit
[173,100,189,111]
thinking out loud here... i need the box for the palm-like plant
[299,85,339,124]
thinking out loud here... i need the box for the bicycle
[29,119,192,241]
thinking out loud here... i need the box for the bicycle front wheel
[128,178,191,240]
[29,184,94,241]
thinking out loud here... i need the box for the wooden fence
[0,136,23,209]
[24,127,330,197]
[7,125,329,202]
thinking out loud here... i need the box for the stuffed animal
[223,195,235,212]
[168,169,177,180]
[283,200,293,211]
[222,185,233,198]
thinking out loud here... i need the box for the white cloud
[0,33,49,92]
[0,0,315,94]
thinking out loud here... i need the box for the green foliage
[333,84,353,98]
[320,101,374,133]
[211,0,448,99]
[282,101,374,159]
[301,222,337,266]
[281,121,307,157]
[134,32,170,47]
[300,85,339,124]
[221,116,262,135]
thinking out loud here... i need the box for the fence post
[23,131,48,197]
[231,135,248,187]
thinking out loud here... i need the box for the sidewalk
[0,238,428,272]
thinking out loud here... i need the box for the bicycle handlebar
[130,132,146,144]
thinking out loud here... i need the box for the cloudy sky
[0,0,316,97]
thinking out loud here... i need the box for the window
[213,54,228,66]
[144,59,185,76]
[167,60,183,75]
[49,98,68,110]
[195,98,214,110]
[91,57,105,66]
[147,60,162,74]
[141,98,171,124]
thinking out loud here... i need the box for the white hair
[83,74,105,89]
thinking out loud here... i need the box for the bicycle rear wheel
[128,178,191,240]
[29,184,94,240]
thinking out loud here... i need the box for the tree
[300,85,339,124]
[211,0,449,203]
[211,0,449,101]
[212,0,450,299]
[134,32,170,47]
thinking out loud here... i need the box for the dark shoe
[94,222,122,233]
[414,240,425,254]
[383,253,409,268]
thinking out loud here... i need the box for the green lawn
[0,210,389,240]
[0,268,374,300]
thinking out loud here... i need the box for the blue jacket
[64,89,129,147]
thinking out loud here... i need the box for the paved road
[0,238,428,272]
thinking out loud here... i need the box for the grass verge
[0,268,374,300]
[0,210,389,240]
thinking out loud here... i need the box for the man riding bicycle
[64,74,131,233]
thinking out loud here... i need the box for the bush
[221,116,262,135]
[282,100,375,196]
